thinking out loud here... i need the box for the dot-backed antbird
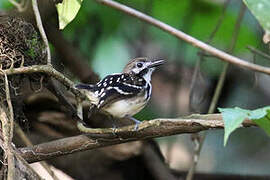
[75,57,164,129]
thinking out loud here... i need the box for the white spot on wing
[97,88,105,96]
[98,100,104,108]
[122,82,142,89]
[107,86,133,95]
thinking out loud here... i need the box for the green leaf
[56,0,83,30]
[253,117,270,135]
[219,106,270,146]
[218,107,249,146]
[251,108,270,136]
[243,0,270,41]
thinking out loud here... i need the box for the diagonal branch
[95,0,270,76]
[0,65,84,99]
[31,0,51,65]
[18,114,255,163]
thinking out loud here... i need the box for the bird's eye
[137,62,143,68]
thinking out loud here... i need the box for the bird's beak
[148,59,165,68]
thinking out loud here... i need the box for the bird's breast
[102,93,148,118]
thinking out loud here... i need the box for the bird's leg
[108,115,118,135]
[126,116,141,131]
[110,116,117,129]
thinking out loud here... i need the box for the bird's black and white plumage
[75,57,164,126]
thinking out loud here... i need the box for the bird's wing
[97,74,144,109]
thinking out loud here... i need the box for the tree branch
[0,71,15,180]
[31,0,51,65]
[95,0,270,76]
[247,45,270,61]
[18,114,255,163]
[8,0,28,12]
[0,65,86,100]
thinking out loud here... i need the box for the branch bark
[18,114,255,163]
[95,0,270,76]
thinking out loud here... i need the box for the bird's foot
[109,116,118,135]
[112,123,117,135]
[127,116,141,131]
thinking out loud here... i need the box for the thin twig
[208,0,231,43]
[8,0,23,11]
[3,73,14,143]
[8,0,28,12]
[95,0,270,75]
[188,0,230,178]
[31,0,51,65]
[247,46,270,61]
[189,0,231,112]
[209,3,246,114]
[186,3,246,180]
[18,114,255,163]
[15,123,33,146]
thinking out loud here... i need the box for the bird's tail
[75,83,95,90]
[75,83,99,105]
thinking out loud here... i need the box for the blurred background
[1,0,270,179]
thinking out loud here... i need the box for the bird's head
[123,57,164,82]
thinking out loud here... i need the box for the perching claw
[126,116,141,131]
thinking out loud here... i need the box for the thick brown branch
[18,114,255,163]
[96,0,270,76]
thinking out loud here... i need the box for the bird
[75,57,164,130]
